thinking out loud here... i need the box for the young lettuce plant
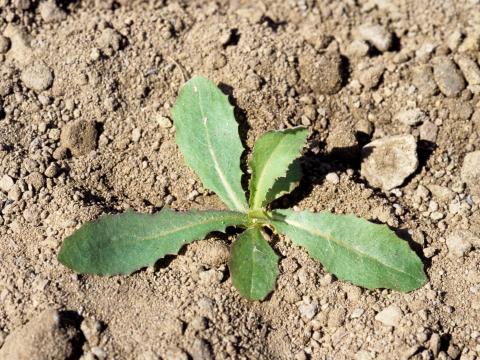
[58,76,427,300]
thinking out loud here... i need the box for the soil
[0,0,480,359]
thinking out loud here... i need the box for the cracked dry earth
[0,0,480,359]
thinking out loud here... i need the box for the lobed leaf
[229,227,279,300]
[269,209,427,292]
[58,208,248,276]
[172,76,248,212]
[248,127,308,209]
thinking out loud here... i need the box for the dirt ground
[0,0,480,359]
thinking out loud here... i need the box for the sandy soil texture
[0,0,480,359]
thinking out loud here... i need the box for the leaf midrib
[110,213,244,245]
[280,215,422,282]
[195,87,246,212]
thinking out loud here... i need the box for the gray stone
[21,61,54,92]
[0,308,81,360]
[461,151,480,196]
[361,135,418,191]
[355,24,393,52]
[432,56,466,97]
[419,121,438,142]
[375,305,403,327]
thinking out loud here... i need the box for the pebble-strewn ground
[0,0,480,359]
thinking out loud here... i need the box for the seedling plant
[58,76,426,300]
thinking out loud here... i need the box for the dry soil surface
[0,0,480,359]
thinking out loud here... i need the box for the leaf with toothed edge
[172,76,248,212]
[58,208,248,276]
[248,127,308,209]
[268,209,427,292]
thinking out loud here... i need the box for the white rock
[156,114,172,128]
[361,135,418,191]
[298,300,318,320]
[375,305,403,327]
[350,308,365,319]
[395,108,428,126]
[0,175,14,193]
[21,61,54,92]
[355,24,393,52]
[446,230,479,257]
[325,172,340,184]
[39,0,66,23]
[132,128,142,143]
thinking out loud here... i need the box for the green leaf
[248,127,308,209]
[230,227,279,300]
[269,210,427,292]
[172,76,248,212]
[58,208,248,276]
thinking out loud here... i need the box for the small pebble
[394,108,428,126]
[45,163,60,178]
[21,61,54,92]
[432,56,466,97]
[419,121,438,142]
[375,305,403,327]
[132,128,142,143]
[446,230,479,257]
[358,64,385,89]
[355,24,393,52]
[325,172,340,184]
[156,114,172,128]
[0,174,15,193]
[298,300,318,320]
[455,54,480,86]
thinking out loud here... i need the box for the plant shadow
[267,130,436,271]
[218,82,252,200]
